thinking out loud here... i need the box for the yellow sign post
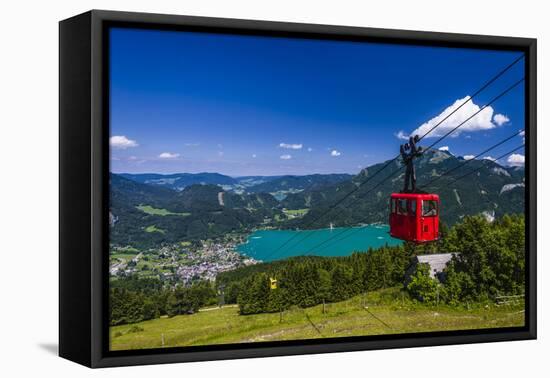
[269,277,278,290]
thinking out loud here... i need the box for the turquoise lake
[236,225,402,262]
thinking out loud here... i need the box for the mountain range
[119,172,351,198]
[281,149,524,228]
[110,174,282,248]
[110,149,525,248]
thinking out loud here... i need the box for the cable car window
[410,200,417,216]
[422,200,438,217]
[391,198,397,214]
[397,199,408,215]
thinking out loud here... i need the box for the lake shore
[236,225,402,262]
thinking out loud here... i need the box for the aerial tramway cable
[444,145,525,187]
[418,129,525,191]
[305,142,525,255]
[258,55,525,262]
[271,78,524,258]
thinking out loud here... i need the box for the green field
[145,225,165,234]
[110,253,137,263]
[137,204,191,217]
[282,208,309,218]
[110,287,524,351]
[112,246,140,253]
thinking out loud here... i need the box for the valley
[108,150,526,350]
[103,34,529,355]
[110,148,525,253]
[110,233,257,284]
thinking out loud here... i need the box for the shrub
[128,325,144,333]
[406,263,440,304]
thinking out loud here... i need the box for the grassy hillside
[136,204,191,217]
[110,287,524,351]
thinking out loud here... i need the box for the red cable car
[389,193,440,243]
[389,134,440,243]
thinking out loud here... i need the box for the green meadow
[282,208,309,217]
[110,287,524,351]
[137,204,191,217]
[144,225,165,234]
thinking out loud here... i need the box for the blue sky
[109,27,525,176]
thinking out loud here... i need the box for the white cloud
[330,150,341,157]
[218,151,224,157]
[280,154,292,160]
[409,96,504,139]
[184,143,200,147]
[463,155,475,161]
[110,135,138,149]
[307,147,313,152]
[519,130,525,144]
[395,130,409,141]
[507,153,525,167]
[279,143,303,150]
[438,146,450,152]
[482,156,496,162]
[493,113,510,126]
[252,154,257,158]
[158,152,180,159]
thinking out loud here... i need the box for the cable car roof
[390,192,439,200]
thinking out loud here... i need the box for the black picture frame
[59,9,537,368]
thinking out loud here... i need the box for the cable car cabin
[389,193,440,243]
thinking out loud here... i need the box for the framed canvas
[59,10,536,368]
